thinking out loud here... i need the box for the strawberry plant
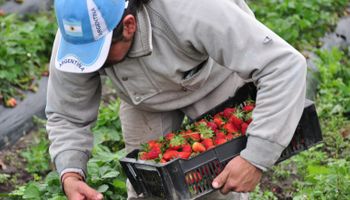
[248,0,349,50]
[7,99,127,200]
[316,48,350,117]
[0,12,56,107]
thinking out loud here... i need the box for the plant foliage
[0,13,56,104]
[248,0,348,50]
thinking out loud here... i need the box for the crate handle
[127,164,137,179]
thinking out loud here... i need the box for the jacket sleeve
[174,0,307,169]
[46,31,102,176]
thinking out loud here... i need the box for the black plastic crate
[119,83,323,200]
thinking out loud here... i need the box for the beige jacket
[46,0,307,177]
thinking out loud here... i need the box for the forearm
[240,50,307,169]
[47,112,95,176]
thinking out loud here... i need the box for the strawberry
[160,159,167,164]
[163,150,179,161]
[192,142,206,153]
[191,133,202,141]
[213,114,225,127]
[214,138,227,145]
[148,140,162,149]
[185,174,192,185]
[5,97,17,107]
[139,151,149,160]
[206,121,218,131]
[193,172,202,183]
[140,140,162,160]
[178,151,191,159]
[186,174,193,185]
[147,147,161,159]
[228,111,244,129]
[223,107,236,118]
[223,122,239,134]
[202,165,211,176]
[181,130,201,141]
[243,101,255,112]
[201,138,214,150]
[241,123,248,135]
[182,144,192,152]
[215,131,226,139]
[165,132,176,141]
[186,172,202,185]
[188,131,201,142]
[180,130,190,140]
[243,105,255,112]
[226,133,234,140]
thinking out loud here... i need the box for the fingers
[213,156,263,194]
[68,192,86,200]
[77,182,103,200]
[212,165,230,189]
[221,178,237,194]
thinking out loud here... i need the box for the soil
[0,129,37,193]
[260,171,299,200]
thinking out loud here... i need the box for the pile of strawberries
[138,100,255,163]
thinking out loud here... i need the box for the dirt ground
[0,130,36,193]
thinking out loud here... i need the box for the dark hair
[112,0,151,42]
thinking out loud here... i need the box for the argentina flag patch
[63,20,83,37]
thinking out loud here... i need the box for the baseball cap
[54,0,127,73]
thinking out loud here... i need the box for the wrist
[240,136,285,170]
[62,172,83,182]
[62,172,83,184]
[61,172,84,194]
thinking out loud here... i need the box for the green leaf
[23,183,41,199]
[113,179,127,190]
[48,196,67,200]
[307,165,330,176]
[102,171,120,179]
[97,184,109,193]
[196,122,214,139]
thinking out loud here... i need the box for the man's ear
[122,14,137,41]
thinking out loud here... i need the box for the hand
[62,173,103,200]
[212,156,262,194]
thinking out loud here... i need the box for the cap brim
[55,30,112,73]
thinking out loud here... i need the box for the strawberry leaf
[196,122,214,139]
[170,135,186,146]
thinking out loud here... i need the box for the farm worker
[46,0,307,199]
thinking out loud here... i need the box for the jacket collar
[127,5,153,58]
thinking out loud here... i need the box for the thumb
[78,182,103,200]
[212,167,229,189]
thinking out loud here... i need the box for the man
[46,0,307,199]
